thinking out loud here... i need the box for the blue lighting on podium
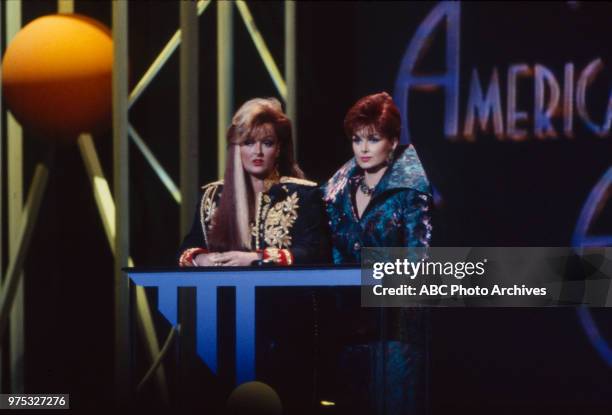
[127,267,362,384]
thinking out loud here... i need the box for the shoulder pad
[279,176,318,187]
[201,179,224,190]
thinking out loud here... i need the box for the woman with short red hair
[322,92,432,414]
[323,91,432,263]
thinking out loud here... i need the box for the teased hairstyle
[343,92,401,141]
[208,98,304,252]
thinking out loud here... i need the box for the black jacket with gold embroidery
[178,176,330,265]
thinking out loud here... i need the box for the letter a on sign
[394,2,461,144]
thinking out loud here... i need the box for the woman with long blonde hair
[178,97,327,266]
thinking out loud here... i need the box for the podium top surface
[124,265,364,288]
[124,264,360,273]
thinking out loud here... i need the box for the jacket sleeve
[265,186,331,265]
[402,189,433,247]
[176,195,208,266]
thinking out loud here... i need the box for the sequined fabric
[323,145,432,264]
[322,145,431,414]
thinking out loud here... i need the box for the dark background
[2,1,611,413]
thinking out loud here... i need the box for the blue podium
[126,266,362,385]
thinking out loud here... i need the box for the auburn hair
[208,98,304,252]
[343,92,401,141]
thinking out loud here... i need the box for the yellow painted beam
[112,1,130,401]
[129,0,211,108]
[235,1,287,99]
[0,164,48,347]
[6,0,24,394]
[136,325,178,393]
[127,2,212,205]
[180,0,199,234]
[128,125,181,204]
[57,0,74,14]
[77,134,169,404]
[217,1,234,179]
[0,0,3,304]
[285,1,297,155]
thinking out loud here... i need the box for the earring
[386,150,394,165]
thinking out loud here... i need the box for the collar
[323,145,430,203]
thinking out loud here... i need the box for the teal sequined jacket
[323,145,432,264]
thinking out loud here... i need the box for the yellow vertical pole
[217,1,233,179]
[6,0,23,394]
[285,0,297,155]
[112,0,130,402]
[179,4,200,401]
[0,0,4,394]
[0,165,49,355]
[180,0,199,235]
[57,0,73,13]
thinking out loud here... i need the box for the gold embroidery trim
[200,184,220,247]
[264,247,281,263]
[262,248,293,265]
[263,191,299,248]
[282,249,294,265]
[252,191,264,250]
[280,176,317,187]
[200,179,223,190]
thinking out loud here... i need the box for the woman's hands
[213,251,262,266]
[193,251,262,267]
[192,253,217,267]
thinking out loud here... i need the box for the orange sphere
[2,14,113,142]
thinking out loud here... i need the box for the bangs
[344,92,401,140]
[248,122,277,142]
[351,123,380,138]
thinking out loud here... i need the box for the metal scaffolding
[0,0,298,404]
